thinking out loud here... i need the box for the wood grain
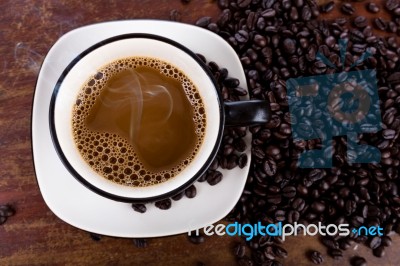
[0,0,399,265]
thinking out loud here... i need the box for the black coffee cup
[49,34,270,203]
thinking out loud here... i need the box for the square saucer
[32,20,251,237]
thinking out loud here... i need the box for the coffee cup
[49,33,270,203]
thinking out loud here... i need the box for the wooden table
[0,0,399,265]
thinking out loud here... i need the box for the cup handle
[224,100,270,126]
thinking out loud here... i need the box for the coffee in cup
[72,56,206,187]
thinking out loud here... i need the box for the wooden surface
[0,0,399,265]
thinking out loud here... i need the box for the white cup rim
[49,33,225,203]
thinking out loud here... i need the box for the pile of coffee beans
[192,0,400,265]
[103,1,400,265]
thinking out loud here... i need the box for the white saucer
[32,20,251,238]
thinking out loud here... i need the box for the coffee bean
[253,35,266,48]
[311,201,325,213]
[234,138,247,153]
[290,6,299,20]
[261,8,276,18]
[238,154,248,168]
[328,248,343,260]
[381,236,392,247]
[283,38,296,54]
[294,0,303,8]
[185,185,197,198]
[0,204,15,217]
[195,17,212,27]
[171,191,184,201]
[217,0,229,8]
[188,234,205,244]
[237,257,253,266]
[388,72,400,85]
[131,203,147,213]
[287,210,300,223]
[89,233,102,241]
[386,0,399,11]
[154,199,172,210]
[354,16,368,28]
[133,238,148,248]
[321,1,334,13]
[366,2,380,13]
[197,172,208,183]
[339,238,352,250]
[369,236,382,249]
[232,86,248,96]
[282,186,296,198]
[341,3,355,15]
[373,245,385,257]
[226,154,238,169]
[383,129,396,139]
[321,237,339,249]
[223,78,240,88]
[207,171,222,186]
[0,216,7,225]
[218,9,231,27]
[263,159,277,176]
[301,5,312,21]
[195,53,206,64]
[267,194,282,205]
[273,245,288,259]
[351,256,367,266]
[264,245,275,260]
[374,18,388,31]
[235,30,249,43]
[309,250,324,264]
[388,21,398,32]
[309,169,324,182]
[234,243,246,258]
[275,210,286,222]
[292,197,306,211]
[169,9,181,22]
[238,0,251,8]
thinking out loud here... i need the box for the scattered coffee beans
[188,234,205,244]
[351,256,367,266]
[310,250,324,264]
[89,233,102,241]
[366,2,380,14]
[341,3,356,15]
[328,248,343,260]
[133,238,148,248]
[234,243,246,258]
[154,198,172,210]
[0,204,15,225]
[185,185,197,199]
[131,203,147,214]
[373,245,386,257]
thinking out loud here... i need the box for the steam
[96,68,173,142]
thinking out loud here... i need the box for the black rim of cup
[49,33,224,203]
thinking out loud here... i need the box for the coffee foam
[72,57,206,187]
